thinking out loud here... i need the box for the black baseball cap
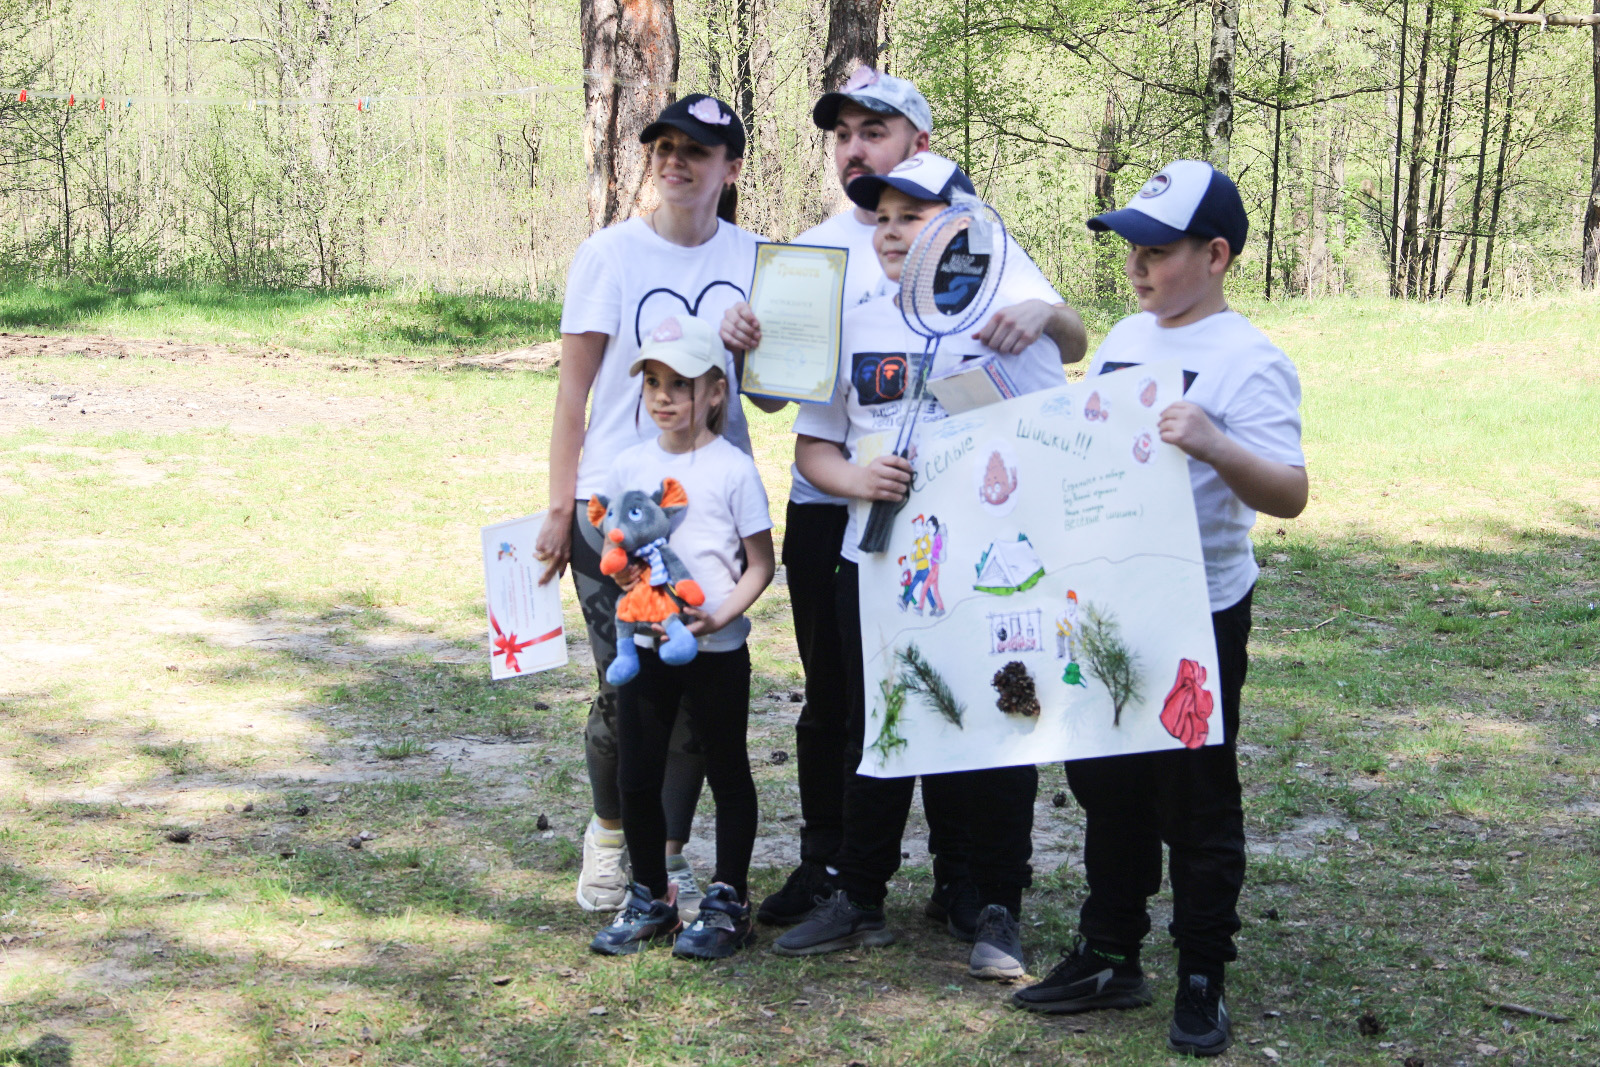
[846,151,974,210]
[639,94,746,158]
[1087,160,1249,256]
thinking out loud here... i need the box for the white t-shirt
[561,217,764,499]
[785,211,1063,506]
[786,211,885,507]
[793,291,1066,564]
[602,436,773,653]
[1088,310,1305,612]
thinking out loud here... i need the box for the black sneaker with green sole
[1009,939,1152,1014]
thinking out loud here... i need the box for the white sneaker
[577,818,629,912]
[666,855,704,924]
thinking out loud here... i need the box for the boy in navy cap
[775,151,1069,979]
[1010,161,1309,1057]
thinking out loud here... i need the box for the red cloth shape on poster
[1160,658,1214,749]
[489,611,560,674]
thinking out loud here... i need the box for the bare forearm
[547,408,584,514]
[1046,303,1088,364]
[711,534,775,630]
[1205,439,1308,518]
[795,436,861,498]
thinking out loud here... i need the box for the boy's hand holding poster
[856,359,1223,777]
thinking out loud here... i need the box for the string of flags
[1,71,683,110]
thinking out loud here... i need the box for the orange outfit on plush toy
[587,478,707,685]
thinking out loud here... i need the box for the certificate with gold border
[740,243,847,404]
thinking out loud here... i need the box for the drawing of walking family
[898,514,947,616]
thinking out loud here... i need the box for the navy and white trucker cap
[813,66,934,134]
[845,151,974,210]
[1087,160,1249,256]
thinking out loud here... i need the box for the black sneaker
[923,878,982,942]
[771,889,895,956]
[1168,973,1232,1057]
[673,883,755,960]
[756,861,832,926]
[588,883,679,956]
[1009,939,1152,1014]
[968,904,1025,980]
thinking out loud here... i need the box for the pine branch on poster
[1080,605,1142,726]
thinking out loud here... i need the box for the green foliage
[1080,603,1142,725]
[897,641,966,727]
[870,675,910,761]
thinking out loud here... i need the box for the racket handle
[858,496,906,554]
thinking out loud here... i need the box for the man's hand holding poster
[856,358,1223,777]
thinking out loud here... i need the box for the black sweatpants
[784,501,853,866]
[831,559,1035,913]
[617,644,757,902]
[1065,586,1254,979]
[568,505,703,840]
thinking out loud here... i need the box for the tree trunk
[1483,16,1522,295]
[733,0,755,134]
[1583,0,1600,287]
[1465,21,1498,304]
[1092,88,1122,299]
[1401,0,1434,297]
[581,0,680,230]
[1203,0,1239,171]
[822,0,882,94]
[1288,122,1308,294]
[304,0,337,286]
[1424,13,1461,297]
[1389,0,1409,296]
[1264,0,1291,298]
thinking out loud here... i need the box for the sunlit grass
[0,291,1596,1064]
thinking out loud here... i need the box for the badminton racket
[858,194,1008,553]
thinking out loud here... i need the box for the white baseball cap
[629,315,725,379]
[813,65,933,134]
[845,150,975,210]
[1087,160,1250,256]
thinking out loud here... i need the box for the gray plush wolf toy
[587,476,705,685]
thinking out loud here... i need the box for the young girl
[535,94,769,919]
[586,314,774,959]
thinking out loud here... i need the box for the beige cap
[629,315,725,380]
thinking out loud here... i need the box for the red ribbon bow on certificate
[489,611,560,674]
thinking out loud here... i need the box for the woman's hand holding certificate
[738,243,847,404]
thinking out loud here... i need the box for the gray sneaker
[772,889,895,956]
[666,854,704,924]
[969,904,1026,979]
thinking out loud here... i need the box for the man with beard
[720,68,1086,960]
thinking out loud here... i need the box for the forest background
[2,0,1600,308]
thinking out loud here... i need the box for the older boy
[774,152,1064,980]
[1010,161,1308,1057]
[723,67,1087,936]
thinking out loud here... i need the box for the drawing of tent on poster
[973,534,1045,595]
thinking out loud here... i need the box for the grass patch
[0,291,1596,1064]
[0,277,562,357]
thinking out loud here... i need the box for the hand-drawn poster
[481,512,567,680]
[857,359,1222,777]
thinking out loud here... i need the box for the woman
[535,94,767,921]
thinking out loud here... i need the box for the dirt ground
[0,330,1339,888]
[0,331,559,435]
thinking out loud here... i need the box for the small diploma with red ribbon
[481,511,567,679]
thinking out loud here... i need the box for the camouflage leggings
[569,506,704,841]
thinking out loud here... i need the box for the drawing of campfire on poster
[856,359,1222,777]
